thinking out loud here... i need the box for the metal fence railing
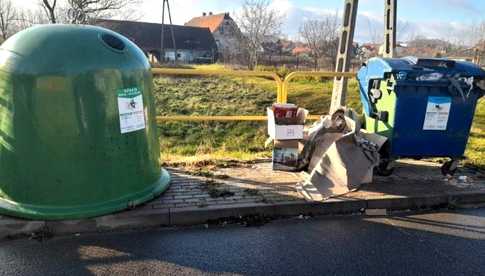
[151,68,356,122]
[281,71,357,104]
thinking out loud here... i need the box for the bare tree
[474,21,485,65]
[397,21,411,42]
[299,14,339,70]
[14,7,49,31]
[237,0,282,69]
[66,0,141,24]
[366,18,382,44]
[0,0,16,40]
[15,9,37,31]
[474,21,485,46]
[41,0,57,23]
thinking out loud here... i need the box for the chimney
[209,12,213,15]
[202,12,206,16]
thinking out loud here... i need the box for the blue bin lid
[357,57,485,116]
[359,56,485,81]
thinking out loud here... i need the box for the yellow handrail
[157,115,322,122]
[151,68,284,103]
[151,68,356,122]
[157,115,268,122]
[281,71,357,103]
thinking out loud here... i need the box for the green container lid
[0,24,170,220]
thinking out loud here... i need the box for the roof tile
[185,13,227,32]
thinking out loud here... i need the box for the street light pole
[161,0,166,62]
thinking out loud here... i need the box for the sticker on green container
[117,87,146,134]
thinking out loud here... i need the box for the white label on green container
[118,87,146,134]
[423,96,451,131]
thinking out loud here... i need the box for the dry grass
[155,64,485,170]
[465,99,485,169]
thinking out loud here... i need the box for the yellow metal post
[282,71,357,104]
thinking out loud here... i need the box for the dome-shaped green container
[0,25,170,220]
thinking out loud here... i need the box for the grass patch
[286,78,362,114]
[154,76,274,165]
[154,70,485,170]
[465,99,485,169]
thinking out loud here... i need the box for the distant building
[279,39,297,55]
[96,19,218,64]
[359,43,379,59]
[185,12,244,61]
[292,46,312,56]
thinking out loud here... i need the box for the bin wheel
[376,160,394,177]
[441,160,458,176]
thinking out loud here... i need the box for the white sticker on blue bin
[423,96,451,131]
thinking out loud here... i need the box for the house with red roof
[185,12,244,61]
[292,46,312,56]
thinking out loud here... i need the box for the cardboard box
[274,140,305,151]
[272,103,298,125]
[272,140,304,172]
[267,107,307,140]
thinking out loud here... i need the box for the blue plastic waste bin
[357,57,485,175]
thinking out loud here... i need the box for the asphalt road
[1,208,485,276]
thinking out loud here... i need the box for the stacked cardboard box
[267,104,307,171]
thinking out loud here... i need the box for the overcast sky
[15,0,485,44]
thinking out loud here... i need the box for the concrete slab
[1,160,484,241]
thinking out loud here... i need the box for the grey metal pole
[161,0,166,63]
[166,0,178,62]
[330,0,359,113]
[383,0,397,58]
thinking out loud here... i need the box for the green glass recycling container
[0,24,170,220]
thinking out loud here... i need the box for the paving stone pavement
[150,162,306,211]
[2,160,485,241]
[144,160,485,213]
